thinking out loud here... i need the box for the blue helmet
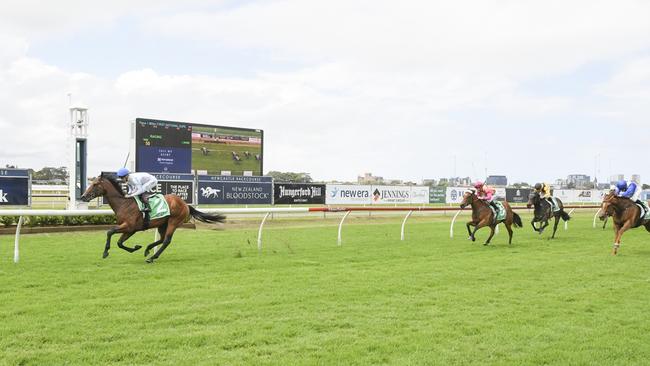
[117,168,130,177]
[616,180,628,191]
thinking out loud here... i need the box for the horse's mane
[100,173,125,196]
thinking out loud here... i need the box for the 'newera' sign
[326,184,429,205]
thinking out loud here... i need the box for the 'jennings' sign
[274,183,325,204]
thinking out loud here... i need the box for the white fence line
[2,205,601,263]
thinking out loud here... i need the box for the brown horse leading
[459,190,523,245]
[81,174,225,263]
[599,192,650,255]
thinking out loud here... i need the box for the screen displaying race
[135,118,263,175]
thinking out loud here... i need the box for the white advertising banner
[325,185,430,204]
[326,185,373,204]
[554,189,607,203]
[369,185,430,204]
[446,187,469,204]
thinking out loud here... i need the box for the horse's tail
[188,206,226,224]
[560,209,571,221]
[512,212,523,227]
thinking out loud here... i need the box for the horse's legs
[613,221,632,255]
[470,224,480,242]
[603,216,608,230]
[103,224,127,258]
[505,222,514,244]
[116,232,141,253]
[466,222,476,240]
[530,220,539,232]
[103,227,117,258]
[484,225,496,245]
[144,224,167,257]
[551,216,560,239]
[146,223,178,263]
[538,220,549,235]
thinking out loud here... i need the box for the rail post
[450,209,464,238]
[337,211,351,246]
[593,208,602,229]
[258,212,271,252]
[400,210,414,241]
[14,216,24,263]
[565,208,576,230]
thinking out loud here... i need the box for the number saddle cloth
[490,201,506,221]
[132,194,171,220]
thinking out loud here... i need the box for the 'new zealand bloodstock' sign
[198,175,272,205]
[152,173,195,204]
[0,169,30,206]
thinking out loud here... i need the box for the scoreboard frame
[130,118,264,176]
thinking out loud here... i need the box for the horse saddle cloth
[636,202,650,220]
[549,197,561,212]
[133,194,170,220]
[490,201,507,221]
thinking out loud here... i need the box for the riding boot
[141,193,152,212]
[489,201,499,223]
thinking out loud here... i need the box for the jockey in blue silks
[615,180,648,216]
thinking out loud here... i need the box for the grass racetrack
[2,212,650,365]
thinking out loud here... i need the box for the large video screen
[135,118,263,175]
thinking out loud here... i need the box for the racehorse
[526,192,571,239]
[81,174,226,263]
[599,191,650,255]
[459,189,523,245]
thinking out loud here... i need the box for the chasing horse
[526,184,571,239]
[80,170,225,263]
[459,182,523,245]
[599,180,650,255]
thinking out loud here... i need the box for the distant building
[448,177,472,186]
[567,174,591,188]
[358,172,384,185]
[610,174,625,184]
[486,175,508,187]
[422,179,437,186]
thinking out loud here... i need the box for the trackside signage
[0,169,31,206]
[429,187,446,203]
[326,185,429,205]
[446,187,506,204]
[505,188,532,203]
[152,173,195,204]
[197,175,272,205]
[274,183,326,204]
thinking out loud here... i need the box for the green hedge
[0,215,117,227]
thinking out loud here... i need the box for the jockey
[534,182,557,210]
[116,168,158,212]
[474,181,499,214]
[614,179,648,215]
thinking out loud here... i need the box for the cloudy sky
[0,0,649,184]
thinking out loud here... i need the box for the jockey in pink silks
[474,181,500,216]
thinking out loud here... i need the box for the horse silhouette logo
[200,187,221,199]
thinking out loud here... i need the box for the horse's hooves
[146,258,155,263]
[102,252,109,259]
[133,245,142,251]
[483,243,489,246]
[144,250,150,257]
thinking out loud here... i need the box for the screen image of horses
[191,125,263,176]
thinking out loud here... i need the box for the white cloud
[0,1,649,184]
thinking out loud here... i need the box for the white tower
[68,106,89,209]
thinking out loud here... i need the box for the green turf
[192,142,262,175]
[2,212,650,365]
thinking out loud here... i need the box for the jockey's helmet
[534,183,542,190]
[117,168,130,177]
[616,180,628,191]
[473,181,484,189]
